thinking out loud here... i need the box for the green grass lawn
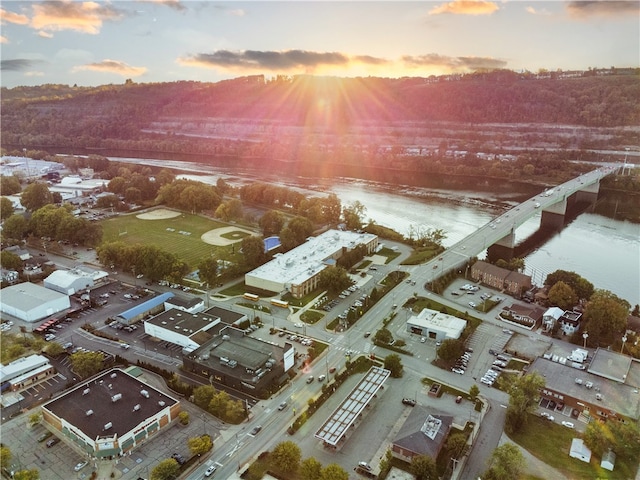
[508,415,638,480]
[100,212,243,270]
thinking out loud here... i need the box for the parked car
[37,431,53,442]
[455,396,463,404]
[306,376,314,384]
[46,438,60,447]
[562,421,575,429]
[171,453,186,465]
[402,398,416,406]
[540,412,554,421]
[74,461,88,471]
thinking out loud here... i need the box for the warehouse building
[245,229,378,298]
[0,282,70,322]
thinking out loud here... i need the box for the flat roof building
[116,292,173,325]
[529,356,640,422]
[41,368,180,457]
[406,308,467,341]
[183,326,293,396]
[44,269,94,295]
[245,229,378,298]
[0,282,70,322]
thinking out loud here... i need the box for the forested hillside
[2,70,639,156]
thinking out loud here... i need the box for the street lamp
[582,332,589,348]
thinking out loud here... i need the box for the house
[601,449,616,471]
[500,303,545,329]
[1,269,19,284]
[406,308,467,341]
[559,311,582,335]
[569,438,591,463]
[391,407,453,462]
[4,246,30,261]
[542,307,564,332]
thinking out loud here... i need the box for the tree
[0,176,22,195]
[28,412,42,427]
[2,214,29,239]
[215,198,243,221]
[188,434,213,456]
[45,342,65,357]
[150,458,180,480]
[259,210,286,236]
[317,266,351,294]
[0,446,11,471]
[547,281,578,310]
[583,289,630,347]
[342,200,366,230]
[241,235,267,269]
[374,327,393,345]
[0,250,22,271]
[437,339,465,363]
[178,411,190,425]
[198,257,219,287]
[469,384,480,401]
[446,433,468,459]
[20,183,53,211]
[13,470,39,480]
[70,351,105,378]
[320,463,349,480]
[545,270,594,300]
[193,385,215,409]
[505,372,545,434]
[483,443,525,480]
[300,457,322,480]
[271,441,301,473]
[584,419,640,460]
[0,197,14,220]
[384,354,403,378]
[410,455,437,479]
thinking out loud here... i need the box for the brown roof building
[471,261,532,297]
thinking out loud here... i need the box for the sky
[0,0,638,88]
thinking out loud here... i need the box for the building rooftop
[0,354,49,383]
[186,327,285,378]
[0,282,69,311]
[203,306,246,325]
[588,348,633,383]
[315,366,390,446]
[43,368,178,439]
[146,308,222,337]
[117,292,173,321]
[247,229,377,287]
[408,309,467,338]
[544,307,565,320]
[166,295,203,310]
[393,407,453,459]
[529,357,640,420]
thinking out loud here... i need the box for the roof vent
[140,390,150,398]
[158,401,165,407]
[110,372,117,378]
[82,388,90,395]
[104,422,113,430]
[133,404,141,411]
[86,410,94,416]
[111,393,122,402]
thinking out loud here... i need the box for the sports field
[100,210,250,269]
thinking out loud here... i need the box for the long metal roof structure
[314,366,390,446]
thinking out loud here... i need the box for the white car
[74,461,88,471]
[540,412,554,421]
[468,302,476,308]
[204,465,217,477]
[562,421,575,428]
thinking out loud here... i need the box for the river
[110,156,640,307]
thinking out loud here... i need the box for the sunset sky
[1,0,638,88]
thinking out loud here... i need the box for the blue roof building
[116,292,173,324]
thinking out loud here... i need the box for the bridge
[421,164,623,286]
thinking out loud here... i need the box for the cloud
[0,7,29,25]
[136,0,186,12]
[38,30,54,39]
[31,1,124,35]
[179,49,357,71]
[566,1,640,19]
[0,35,7,44]
[1,58,44,71]
[525,6,552,16]
[429,0,500,15]
[73,59,147,77]
[402,53,507,71]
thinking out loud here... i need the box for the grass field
[100,212,244,270]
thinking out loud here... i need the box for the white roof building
[245,229,378,298]
[0,282,70,322]
[0,354,50,383]
[406,308,467,341]
[44,269,95,295]
[569,438,592,463]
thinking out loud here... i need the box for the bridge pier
[541,198,567,229]
[487,228,515,262]
[573,180,599,209]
